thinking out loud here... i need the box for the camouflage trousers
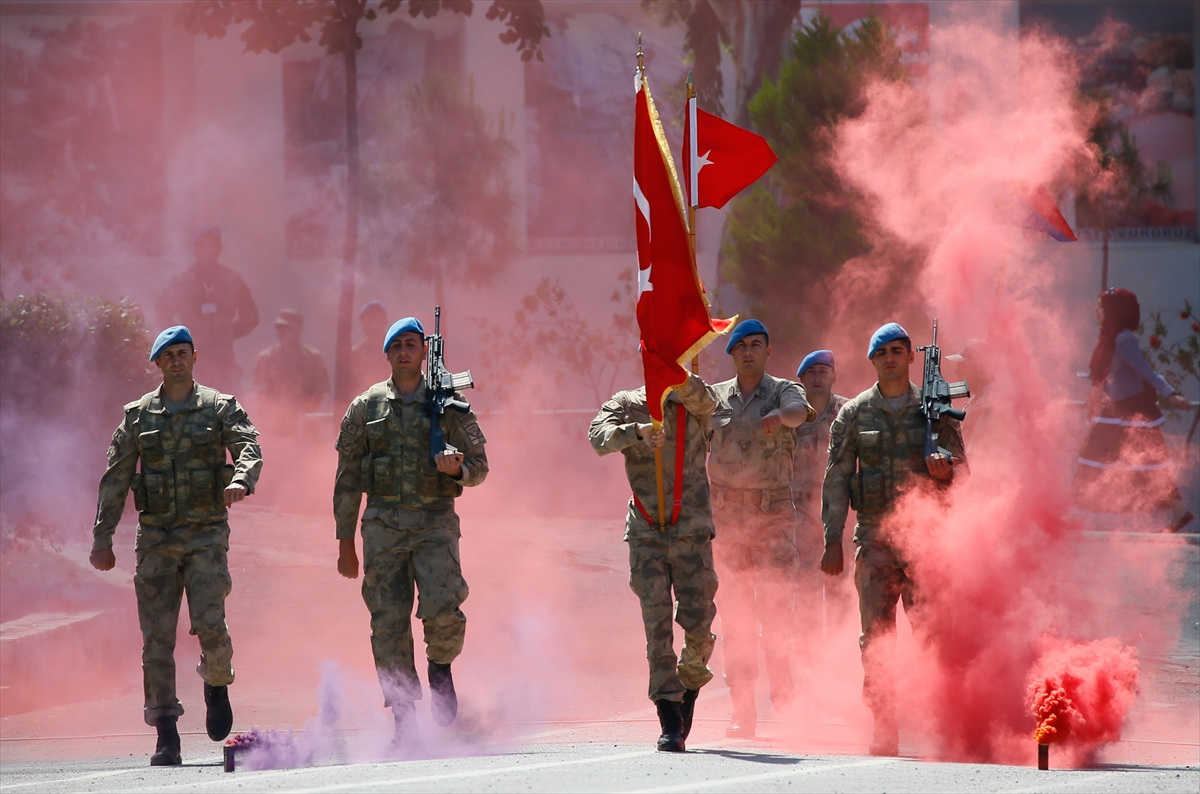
[854,539,919,727]
[627,533,718,703]
[711,502,798,705]
[360,507,469,706]
[796,502,855,654]
[134,534,234,725]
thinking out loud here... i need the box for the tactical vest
[850,402,933,520]
[130,386,234,527]
[359,383,463,511]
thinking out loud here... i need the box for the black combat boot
[427,660,457,727]
[655,699,686,752]
[391,701,417,748]
[149,716,182,766]
[680,688,699,741]
[204,683,233,741]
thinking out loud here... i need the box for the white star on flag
[638,265,653,297]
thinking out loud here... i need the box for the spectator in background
[946,340,993,455]
[156,226,259,392]
[254,309,330,434]
[1073,288,1193,532]
[351,301,391,397]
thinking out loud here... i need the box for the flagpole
[686,73,700,377]
[638,34,668,531]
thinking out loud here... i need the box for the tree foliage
[178,0,549,59]
[362,71,518,302]
[643,0,800,124]
[474,269,637,407]
[720,13,908,354]
[1075,91,1175,230]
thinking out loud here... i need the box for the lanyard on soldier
[633,402,687,528]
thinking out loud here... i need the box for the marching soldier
[589,373,720,753]
[90,326,262,766]
[821,323,966,756]
[333,317,487,744]
[707,320,814,738]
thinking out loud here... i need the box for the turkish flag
[634,72,735,423]
[683,98,778,209]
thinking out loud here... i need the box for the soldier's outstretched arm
[820,404,858,575]
[589,394,640,456]
[91,410,139,569]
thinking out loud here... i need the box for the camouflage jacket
[792,394,850,511]
[589,374,717,540]
[822,382,966,546]
[708,373,814,492]
[334,376,487,539]
[92,382,262,552]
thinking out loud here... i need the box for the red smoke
[1028,638,1139,764]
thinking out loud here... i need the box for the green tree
[720,13,908,354]
[1074,92,1175,291]
[643,0,801,126]
[177,0,548,404]
[362,71,517,309]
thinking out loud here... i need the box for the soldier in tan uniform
[707,320,815,738]
[792,350,851,643]
[334,317,487,745]
[821,323,965,756]
[590,373,719,753]
[90,325,262,766]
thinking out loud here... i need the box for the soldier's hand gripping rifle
[918,319,970,462]
[425,306,474,462]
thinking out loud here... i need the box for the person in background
[1073,288,1193,532]
[90,326,262,766]
[351,301,391,399]
[821,322,966,756]
[792,350,851,643]
[945,340,993,455]
[253,308,330,433]
[156,226,259,393]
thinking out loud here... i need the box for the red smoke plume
[1028,638,1139,762]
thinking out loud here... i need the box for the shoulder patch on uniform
[336,415,363,453]
[458,413,487,447]
[106,426,127,464]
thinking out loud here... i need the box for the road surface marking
[0,768,144,791]
[625,757,895,793]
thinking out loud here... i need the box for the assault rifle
[917,319,970,461]
[425,306,474,462]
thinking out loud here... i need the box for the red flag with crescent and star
[682,98,778,210]
[633,70,735,424]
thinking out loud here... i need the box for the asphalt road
[2,739,1197,794]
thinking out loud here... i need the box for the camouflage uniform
[334,377,487,705]
[708,374,814,707]
[822,382,965,732]
[92,383,262,725]
[589,374,719,704]
[792,393,851,644]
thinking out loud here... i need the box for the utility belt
[713,485,794,511]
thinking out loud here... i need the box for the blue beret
[359,300,387,318]
[383,317,425,353]
[867,322,910,359]
[725,319,769,354]
[797,349,835,377]
[193,225,221,244]
[150,326,193,361]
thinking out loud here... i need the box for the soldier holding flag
[589,43,737,753]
